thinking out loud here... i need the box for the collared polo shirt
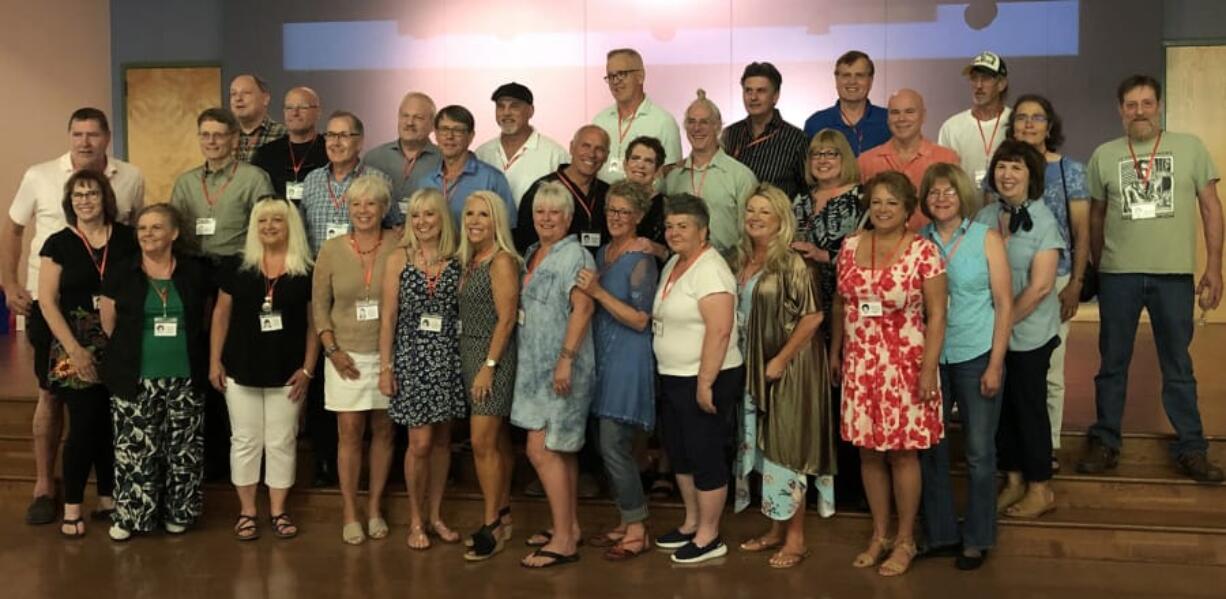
[237,115,288,163]
[803,100,891,156]
[169,158,274,257]
[662,149,758,253]
[363,139,444,208]
[420,152,516,228]
[475,129,570,208]
[721,109,808,199]
[592,96,683,183]
[8,152,145,298]
[513,166,611,253]
[859,137,960,228]
[299,163,397,256]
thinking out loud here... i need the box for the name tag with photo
[418,314,443,332]
[153,316,179,337]
[581,232,602,248]
[355,300,379,321]
[195,218,217,236]
[285,182,305,200]
[259,312,284,332]
[326,222,350,239]
[859,298,884,317]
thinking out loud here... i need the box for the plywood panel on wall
[125,67,221,204]
[1166,45,1226,323]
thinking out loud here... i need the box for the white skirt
[324,351,389,412]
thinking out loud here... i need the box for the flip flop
[521,549,580,569]
[60,517,85,539]
[739,537,784,552]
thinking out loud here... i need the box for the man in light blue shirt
[420,105,515,227]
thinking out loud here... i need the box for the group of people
[4,45,1222,577]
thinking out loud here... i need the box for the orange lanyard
[617,112,637,144]
[200,162,239,207]
[733,130,778,159]
[555,174,594,222]
[661,246,705,300]
[1127,130,1164,192]
[869,232,908,294]
[72,225,110,282]
[326,166,361,211]
[976,111,1004,159]
[689,162,711,197]
[148,258,177,315]
[262,257,284,311]
[929,220,968,266]
[401,146,420,178]
[349,233,382,296]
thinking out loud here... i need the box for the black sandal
[270,513,298,539]
[234,514,260,541]
[60,518,85,539]
[464,519,505,561]
[521,549,580,569]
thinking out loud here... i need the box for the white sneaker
[164,521,187,534]
[109,524,131,541]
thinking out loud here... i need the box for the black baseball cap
[491,82,533,105]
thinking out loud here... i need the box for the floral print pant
[111,378,204,532]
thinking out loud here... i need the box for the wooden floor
[0,500,1223,599]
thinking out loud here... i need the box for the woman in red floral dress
[831,171,947,577]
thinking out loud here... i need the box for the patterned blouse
[791,184,865,314]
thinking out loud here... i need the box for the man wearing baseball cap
[938,51,1012,195]
[475,82,569,208]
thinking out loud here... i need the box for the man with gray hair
[514,125,611,253]
[592,48,682,183]
[365,91,443,211]
[230,74,287,162]
[475,82,569,208]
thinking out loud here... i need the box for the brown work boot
[1075,437,1119,474]
[1175,452,1225,483]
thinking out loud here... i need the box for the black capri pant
[659,366,744,491]
[998,335,1060,483]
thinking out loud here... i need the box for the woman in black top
[37,171,138,537]
[209,198,318,541]
[100,204,213,542]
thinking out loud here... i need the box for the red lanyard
[869,231,908,293]
[401,145,420,178]
[556,174,595,222]
[840,104,866,151]
[148,257,177,314]
[326,166,361,211]
[287,136,318,179]
[349,233,381,295]
[733,129,778,159]
[1127,130,1164,192]
[72,225,110,282]
[422,260,442,298]
[977,111,1004,159]
[200,162,239,207]
[661,245,705,300]
[263,257,284,308]
[689,161,711,197]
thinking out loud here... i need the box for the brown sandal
[739,536,784,553]
[603,535,651,561]
[270,513,298,539]
[234,514,260,541]
[769,549,810,569]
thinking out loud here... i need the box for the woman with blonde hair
[379,188,467,549]
[209,196,318,540]
[312,173,399,544]
[732,184,834,568]
[457,190,522,561]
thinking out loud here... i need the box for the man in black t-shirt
[252,87,329,202]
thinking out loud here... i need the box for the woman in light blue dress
[575,180,658,560]
[512,181,596,568]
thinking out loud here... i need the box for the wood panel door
[124,66,221,204]
[1167,45,1226,323]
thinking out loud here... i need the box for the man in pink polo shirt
[858,89,959,226]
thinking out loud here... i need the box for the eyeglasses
[603,69,641,84]
[684,118,717,128]
[606,207,637,219]
[926,188,960,200]
[284,104,318,112]
[71,190,101,200]
[198,132,232,141]
[436,126,471,138]
[1013,114,1048,124]
[809,150,841,160]
[323,131,361,141]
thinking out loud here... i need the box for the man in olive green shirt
[170,107,275,258]
[663,94,758,253]
[1081,75,1223,483]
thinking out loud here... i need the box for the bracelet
[379,363,393,373]
[323,344,339,357]
[301,368,313,379]
[558,347,576,360]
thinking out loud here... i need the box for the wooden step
[946,427,1226,468]
[0,398,35,438]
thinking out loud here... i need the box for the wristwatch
[484,359,498,368]
[323,344,340,357]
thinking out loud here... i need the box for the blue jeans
[1090,274,1207,456]
[596,418,649,523]
[919,352,1002,551]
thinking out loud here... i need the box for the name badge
[606,157,623,175]
[1131,202,1157,220]
[285,182,305,201]
[326,222,350,240]
[91,295,101,310]
[973,169,987,187]
[355,299,379,321]
[651,318,663,337]
[418,314,443,332]
[259,312,284,332]
[517,309,526,326]
[581,232,602,248]
[153,316,179,337]
[859,298,884,317]
[195,218,217,236]
[399,200,409,218]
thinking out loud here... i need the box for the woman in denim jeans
[575,181,658,561]
[917,163,1013,570]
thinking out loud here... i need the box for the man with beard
[475,82,568,208]
[938,52,1012,189]
[364,92,443,212]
